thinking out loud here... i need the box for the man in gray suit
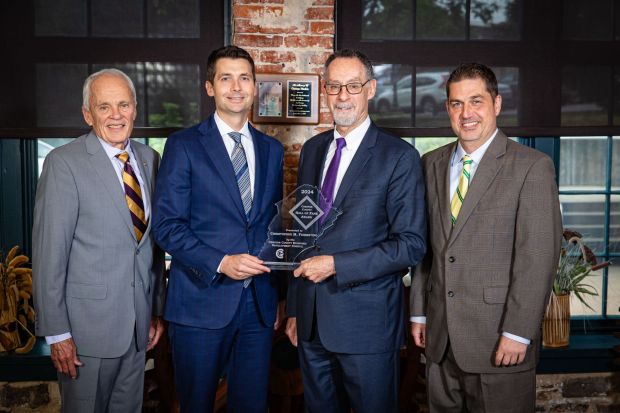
[410,63,562,412]
[33,68,165,412]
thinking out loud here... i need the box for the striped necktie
[116,151,147,242]
[229,132,253,217]
[229,132,253,288]
[450,155,473,226]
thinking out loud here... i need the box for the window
[339,0,620,324]
[0,1,226,254]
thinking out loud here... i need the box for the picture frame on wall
[252,73,320,125]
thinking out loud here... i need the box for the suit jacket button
[448,256,455,262]
[136,249,140,255]
[131,281,135,287]
[448,291,454,297]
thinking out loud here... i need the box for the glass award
[259,184,342,270]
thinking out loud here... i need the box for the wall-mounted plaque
[252,73,319,125]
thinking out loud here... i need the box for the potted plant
[0,246,36,354]
[542,230,612,348]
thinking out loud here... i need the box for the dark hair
[206,45,255,84]
[446,63,498,99]
[324,49,374,80]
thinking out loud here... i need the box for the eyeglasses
[324,79,372,95]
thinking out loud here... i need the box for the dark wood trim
[0,127,179,139]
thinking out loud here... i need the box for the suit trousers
[169,286,274,413]
[298,322,400,413]
[58,333,145,413]
[426,344,535,413]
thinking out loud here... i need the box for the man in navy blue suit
[285,49,427,413]
[152,46,284,413]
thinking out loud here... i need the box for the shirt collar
[97,137,133,161]
[214,111,251,141]
[452,128,498,166]
[333,116,371,151]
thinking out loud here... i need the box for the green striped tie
[450,155,473,226]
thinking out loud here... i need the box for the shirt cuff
[410,316,427,324]
[217,256,225,274]
[502,331,531,345]
[46,332,72,345]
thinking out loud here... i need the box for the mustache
[335,103,354,110]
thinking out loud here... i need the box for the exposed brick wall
[232,0,335,195]
[535,373,620,412]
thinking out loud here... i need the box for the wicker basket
[542,292,570,348]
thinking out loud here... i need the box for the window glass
[370,64,413,127]
[362,0,413,40]
[416,0,466,40]
[469,0,520,40]
[148,0,200,38]
[607,264,620,315]
[36,64,89,127]
[92,0,144,37]
[414,137,456,155]
[494,67,519,127]
[35,0,87,37]
[559,137,607,191]
[612,137,620,190]
[145,62,200,127]
[415,68,450,127]
[563,0,612,40]
[610,194,620,255]
[560,194,607,255]
[561,66,611,126]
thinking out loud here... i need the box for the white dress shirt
[320,116,371,199]
[410,129,530,345]
[214,112,256,198]
[214,112,256,273]
[46,137,149,345]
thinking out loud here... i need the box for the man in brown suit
[410,63,562,412]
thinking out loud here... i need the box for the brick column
[232,0,335,195]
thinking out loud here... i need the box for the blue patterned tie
[229,132,253,287]
[229,132,253,217]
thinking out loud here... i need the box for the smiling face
[324,57,376,136]
[206,57,256,128]
[82,74,136,149]
[446,77,502,153]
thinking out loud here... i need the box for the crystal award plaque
[259,184,342,270]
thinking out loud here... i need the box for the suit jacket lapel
[85,132,136,242]
[248,124,269,222]
[199,116,247,219]
[433,142,455,243]
[448,131,508,246]
[332,124,376,209]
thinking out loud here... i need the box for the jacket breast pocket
[483,286,508,304]
[66,282,107,300]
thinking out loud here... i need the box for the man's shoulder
[46,133,89,160]
[373,125,416,152]
[503,136,553,170]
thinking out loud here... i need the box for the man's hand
[411,322,426,348]
[274,300,286,330]
[147,316,165,351]
[221,254,270,280]
[285,317,298,347]
[50,338,83,379]
[494,335,528,367]
[293,255,335,283]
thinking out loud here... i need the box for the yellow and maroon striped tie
[116,151,147,242]
[450,155,473,226]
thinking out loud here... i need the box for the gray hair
[324,49,374,81]
[82,68,137,110]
